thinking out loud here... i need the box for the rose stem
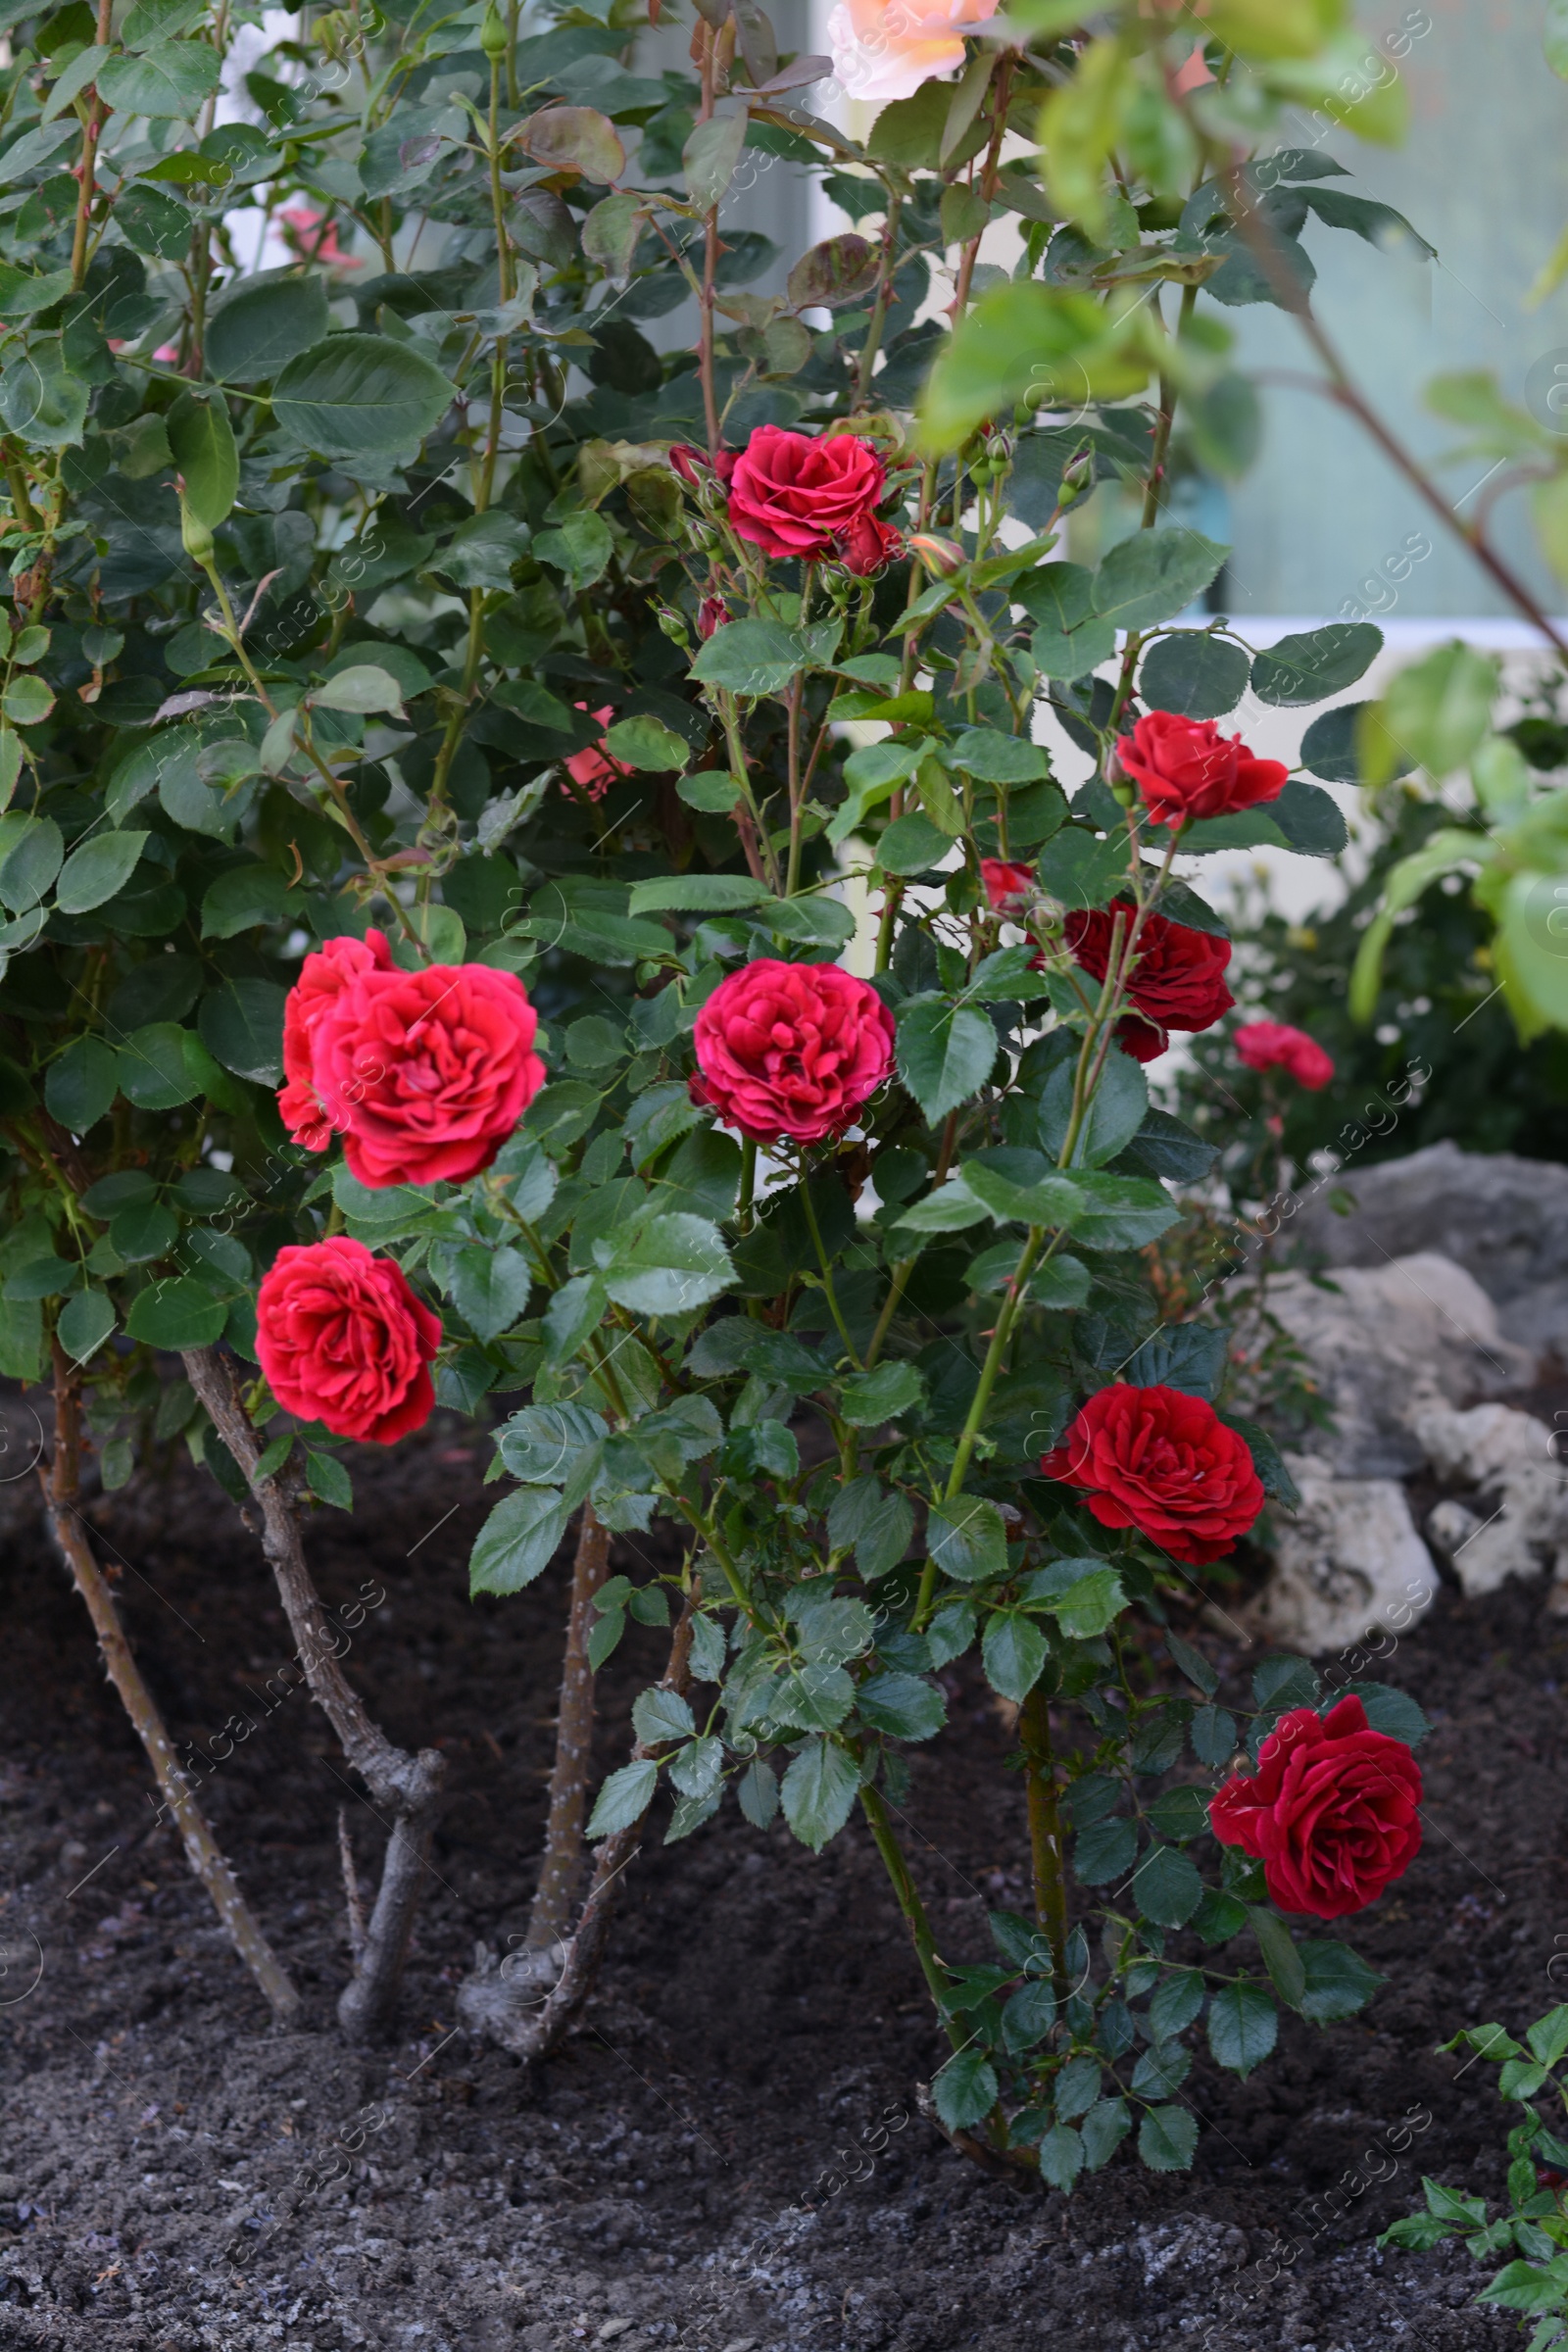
[183,1346,446,2041]
[43,1342,299,2022]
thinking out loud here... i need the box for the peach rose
[827,0,1002,104]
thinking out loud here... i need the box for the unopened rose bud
[1059,450,1095,503]
[657,606,691,647]
[697,595,727,640]
[179,498,214,563]
[479,2,507,58]
[907,532,963,577]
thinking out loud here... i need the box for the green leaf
[1298,1938,1384,2023]
[587,1757,659,1838]
[200,863,297,939]
[168,390,238,530]
[0,263,74,317]
[1092,531,1228,632]
[305,1448,353,1510]
[0,341,86,448]
[931,2049,999,2132]
[1335,1679,1431,1747]
[313,663,405,716]
[603,1211,733,1316]
[1137,2105,1198,2173]
[1149,1968,1206,2039]
[981,1611,1048,1702]
[1549,0,1568,74]
[97,40,222,117]
[918,280,1149,450]
[628,875,769,915]
[961,1158,1086,1228]
[468,1489,570,1595]
[632,1688,696,1745]
[684,109,746,208]
[520,102,626,182]
[207,269,331,379]
[124,1277,227,1349]
[45,1035,119,1132]
[1050,1566,1126,1639]
[0,675,54,729]
[533,510,615,589]
[945,728,1050,784]
[827,1477,913,1580]
[0,816,62,913]
[119,1021,207,1110]
[838,1360,924,1427]
[1250,621,1382,706]
[691,617,841,699]
[928,1495,1008,1584]
[857,1671,946,1740]
[55,829,146,915]
[1081,2096,1132,2171]
[1132,1842,1203,1929]
[1361,641,1499,783]
[602,714,688,771]
[1207,1981,1279,2077]
[1073,1814,1137,1884]
[1138,631,1250,718]
[1065,1171,1181,1251]
[1041,1049,1148,1169]
[57,1287,115,1366]
[781,1739,859,1851]
[272,333,456,458]
[1249,1904,1308,2008]
[897,1000,997,1121]
[198,978,287,1085]
[1033,2122,1084,2191]
[451,1245,533,1343]
[1478,2260,1568,2315]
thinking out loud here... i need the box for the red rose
[697,595,728,640]
[1116,710,1289,829]
[981,858,1036,915]
[1209,1694,1423,1920]
[1039,1383,1264,1565]
[564,704,634,802]
[1112,1010,1168,1063]
[278,927,395,1152]
[1234,1019,1334,1090]
[1065,905,1235,1037]
[311,961,546,1188]
[727,426,895,573]
[256,1236,442,1445]
[691,958,896,1147]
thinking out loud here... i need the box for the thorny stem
[1019,1684,1070,2006]
[859,1785,965,2049]
[42,1344,299,2023]
[69,0,115,293]
[852,178,906,409]
[526,1501,612,1951]
[697,38,722,462]
[1105,283,1197,733]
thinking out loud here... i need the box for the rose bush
[0,0,1461,2174]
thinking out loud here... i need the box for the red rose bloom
[1117,710,1289,828]
[1039,1383,1264,1565]
[1235,1019,1335,1090]
[727,426,897,574]
[1065,904,1235,1038]
[311,961,546,1188]
[691,958,896,1147]
[981,858,1036,915]
[1209,1694,1423,1920]
[278,927,395,1153]
[564,704,634,801]
[256,1236,442,1445]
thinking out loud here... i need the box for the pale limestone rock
[1245,1452,1439,1655]
[1408,1397,1568,1597]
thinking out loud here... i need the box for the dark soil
[0,1408,1561,2352]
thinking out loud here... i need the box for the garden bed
[0,1418,1555,2352]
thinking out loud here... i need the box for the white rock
[1408,1397,1568,1596]
[1245,1453,1439,1655]
[1264,1252,1531,1479]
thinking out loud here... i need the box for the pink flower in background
[564,705,634,801]
[1235,1019,1335,1090]
[827,0,1003,104]
[279,207,361,270]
